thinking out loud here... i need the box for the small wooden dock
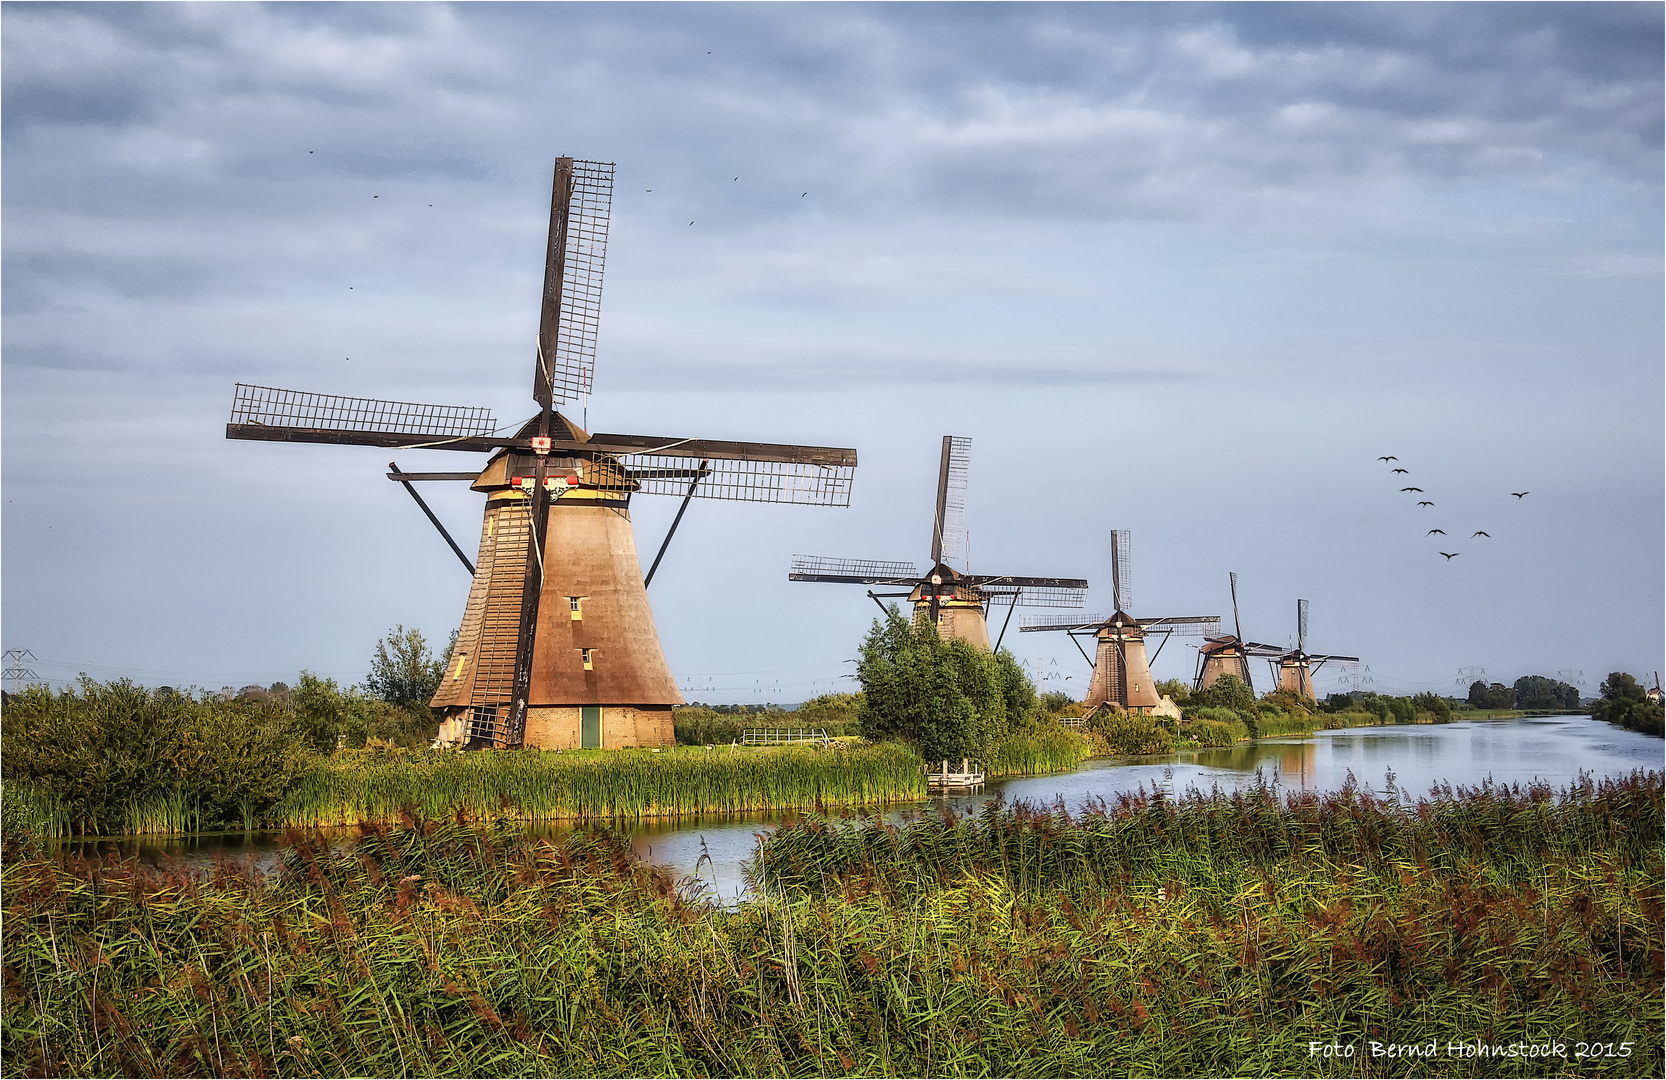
[927,758,985,791]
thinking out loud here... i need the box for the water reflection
[46,716,1660,904]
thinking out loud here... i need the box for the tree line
[1465,674,1581,711]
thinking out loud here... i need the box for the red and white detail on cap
[530,436,552,455]
[545,474,580,494]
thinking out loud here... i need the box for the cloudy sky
[4,2,1661,702]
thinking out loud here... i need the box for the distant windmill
[789,436,1088,651]
[1192,572,1282,693]
[1020,531,1219,713]
[1266,599,1357,699]
[226,156,858,751]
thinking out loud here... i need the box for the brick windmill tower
[1193,572,1283,693]
[788,436,1088,651]
[1264,599,1357,699]
[1021,530,1218,713]
[227,157,858,750]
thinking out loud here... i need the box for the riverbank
[1168,706,1560,751]
[4,770,1658,1078]
[2,743,930,840]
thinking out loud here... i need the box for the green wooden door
[581,706,602,749]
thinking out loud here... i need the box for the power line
[3,648,42,686]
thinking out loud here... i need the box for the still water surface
[57,716,1661,902]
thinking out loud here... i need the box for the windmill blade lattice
[976,583,1087,608]
[539,159,614,406]
[788,555,921,584]
[1298,598,1309,653]
[931,436,971,566]
[1138,616,1223,637]
[1109,529,1132,613]
[618,452,855,506]
[1019,612,1104,632]
[229,384,497,439]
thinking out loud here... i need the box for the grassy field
[3,771,1658,1078]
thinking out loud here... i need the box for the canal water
[51,715,1662,903]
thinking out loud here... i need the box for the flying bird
[1417,501,1435,506]
[1378,456,1398,462]
[1472,531,1490,538]
[1400,487,1424,492]
[1439,552,1461,560]
[1427,529,1446,536]
[1511,492,1530,499]
[1392,468,1408,474]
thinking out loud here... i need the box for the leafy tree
[1038,690,1075,716]
[1467,681,1515,709]
[856,607,1032,762]
[1261,687,1313,716]
[1512,675,1580,710]
[1409,691,1452,723]
[1591,672,1662,736]
[364,626,446,712]
[1154,678,1191,706]
[1600,672,1645,703]
[1197,674,1255,711]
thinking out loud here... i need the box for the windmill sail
[536,158,614,407]
[228,384,497,442]
[1020,613,1219,635]
[930,436,971,567]
[789,555,922,585]
[230,385,857,506]
[1109,529,1131,613]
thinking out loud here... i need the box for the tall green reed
[6,774,1659,1079]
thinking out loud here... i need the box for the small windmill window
[569,596,585,621]
[580,648,595,671]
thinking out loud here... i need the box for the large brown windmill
[227,157,858,750]
[788,436,1087,651]
[1264,599,1357,700]
[1193,572,1283,693]
[1021,530,1219,713]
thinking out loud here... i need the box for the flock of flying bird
[1377,455,1529,561]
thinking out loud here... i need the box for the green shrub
[1187,718,1244,747]
[1088,709,1175,756]
[0,679,307,835]
[1250,708,1316,738]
